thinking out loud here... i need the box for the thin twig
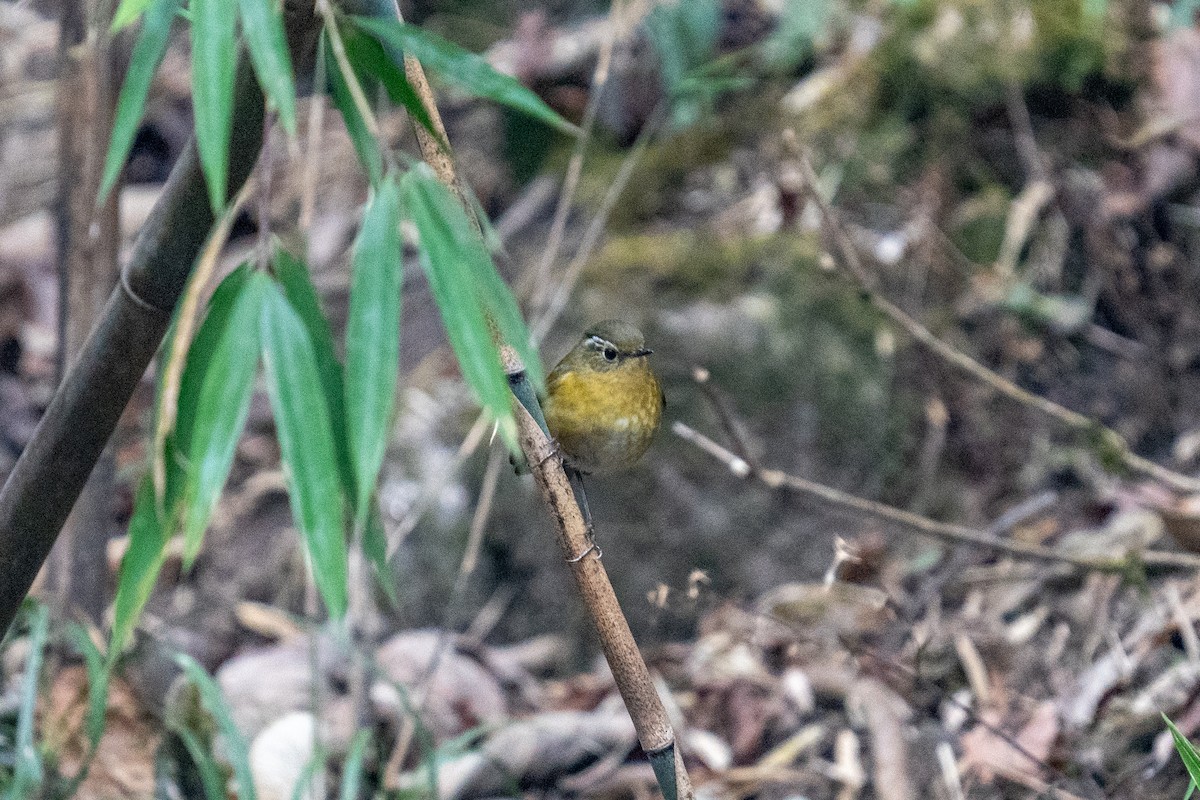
[151,183,251,503]
[386,441,506,773]
[691,366,754,465]
[532,103,667,343]
[379,6,693,790]
[793,151,1200,496]
[384,411,490,558]
[1005,82,1049,183]
[673,421,1200,572]
[318,1,383,141]
[299,38,328,233]
[257,114,275,265]
[526,0,624,310]
[388,0,471,221]
[460,444,503,578]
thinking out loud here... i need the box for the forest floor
[7,1,1200,798]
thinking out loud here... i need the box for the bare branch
[674,421,1200,572]
[793,150,1200,496]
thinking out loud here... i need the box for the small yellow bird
[543,320,665,475]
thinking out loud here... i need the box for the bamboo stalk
[356,0,694,790]
[0,58,266,636]
[511,383,692,795]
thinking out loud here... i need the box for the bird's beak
[631,348,653,358]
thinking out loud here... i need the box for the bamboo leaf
[175,654,257,800]
[352,17,576,135]
[261,278,349,618]
[110,477,171,659]
[3,604,48,800]
[112,0,154,30]
[363,506,397,607]
[66,623,110,749]
[401,167,516,449]
[101,0,184,199]
[470,236,542,393]
[345,177,402,524]
[325,30,383,186]
[339,730,372,800]
[174,266,252,456]
[1166,714,1200,790]
[160,265,251,524]
[237,0,297,136]
[191,0,238,211]
[274,247,354,495]
[339,23,439,143]
[180,269,264,566]
[173,729,228,800]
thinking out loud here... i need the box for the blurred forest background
[7,0,1200,797]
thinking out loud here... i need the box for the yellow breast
[543,364,663,474]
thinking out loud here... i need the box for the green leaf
[345,177,402,524]
[339,730,372,800]
[401,167,520,450]
[67,624,110,749]
[175,653,256,800]
[174,266,252,456]
[261,278,349,618]
[180,268,265,566]
[238,0,297,136]
[645,0,722,127]
[645,0,720,97]
[112,0,154,30]
[4,604,48,800]
[110,477,171,660]
[290,749,327,800]
[174,728,229,800]
[101,0,184,200]
[159,265,251,522]
[757,0,832,71]
[274,247,354,495]
[1166,714,1200,788]
[1172,0,1200,27]
[351,17,576,135]
[191,0,238,211]
[339,23,440,144]
[325,30,383,187]
[363,505,397,607]
[470,233,541,393]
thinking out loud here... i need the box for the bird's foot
[511,438,562,475]
[566,525,603,563]
[534,438,564,469]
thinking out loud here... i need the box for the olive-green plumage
[543,321,664,474]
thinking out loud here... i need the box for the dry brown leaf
[959,701,1058,791]
[394,708,636,800]
[44,667,159,799]
[373,630,507,741]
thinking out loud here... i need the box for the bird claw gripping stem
[535,438,563,469]
[566,526,603,563]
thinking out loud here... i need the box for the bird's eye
[603,347,618,362]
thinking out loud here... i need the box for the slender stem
[673,421,1200,571]
[356,0,693,789]
[152,185,251,502]
[525,0,624,311]
[532,104,666,343]
[795,152,1200,495]
[318,1,383,142]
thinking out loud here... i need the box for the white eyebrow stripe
[587,336,616,351]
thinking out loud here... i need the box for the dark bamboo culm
[0,60,266,636]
